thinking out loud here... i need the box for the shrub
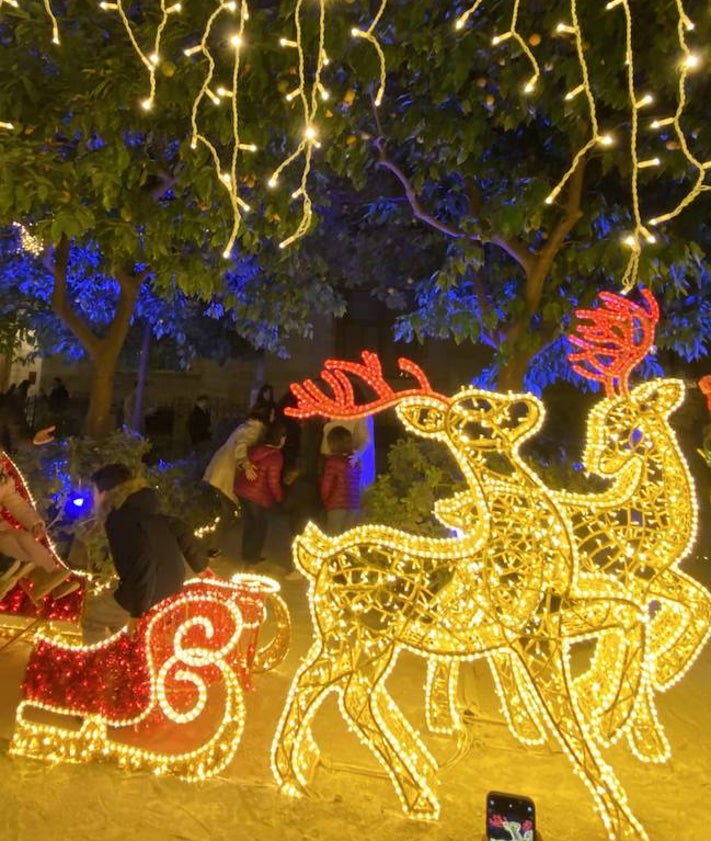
[362,437,466,536]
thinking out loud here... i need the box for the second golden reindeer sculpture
[271,289,711,841]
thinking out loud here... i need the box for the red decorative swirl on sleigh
[10,573,291,780]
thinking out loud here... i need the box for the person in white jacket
[203,407,271,503]
[0,460,75,601]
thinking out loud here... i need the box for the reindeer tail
[292,523,331,578]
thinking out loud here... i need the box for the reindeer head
[567,288,686,475]
[568,288,659,399]
[582,378,686,476]
[285,352,545,484]
[398,388,544,472]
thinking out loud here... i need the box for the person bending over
[83,463,210,644]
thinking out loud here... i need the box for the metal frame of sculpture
[271,290,711,841]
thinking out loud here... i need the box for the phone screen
[486,791,536,841]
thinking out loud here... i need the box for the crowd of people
[202,382,373,575]
[0,375,375,644]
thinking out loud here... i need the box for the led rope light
[273,294,710,841]
[10,574,291,779]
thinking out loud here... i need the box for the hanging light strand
[545,0,604,209]
[351,0,389,106]
[492,0,540,93]
[268,0,326,249]
[647,0,710,230]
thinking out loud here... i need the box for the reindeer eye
[619,427,643,450]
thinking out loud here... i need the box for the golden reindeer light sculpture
[269,311,707,840]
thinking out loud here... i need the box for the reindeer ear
[630,379,685,414]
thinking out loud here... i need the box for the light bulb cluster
[273,326,710,841]
[10,573,291,779]
[456,0,709,291]
[12,221,44,256]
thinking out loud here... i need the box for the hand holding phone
[486,791,536,841]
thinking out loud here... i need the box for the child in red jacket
[234,421,286,565]
[320,426,362,535]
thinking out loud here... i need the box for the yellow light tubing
[272,332,710,841]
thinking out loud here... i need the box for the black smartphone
[486,790,536,841]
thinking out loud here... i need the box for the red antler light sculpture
[567,288,659,396]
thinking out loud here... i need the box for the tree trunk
[497,349,536,392]
[50,238,144,439]
[131,321,152,431]
[86,355,119,438]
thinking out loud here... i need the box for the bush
[363,434,607,538]
[363,437,466,536]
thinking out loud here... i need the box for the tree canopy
[0,0,344,433]
[1,0,710,406]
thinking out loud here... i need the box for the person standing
[320,415,375,489]
[203,406,271,503]
[48,377,69,413]
[83,463,210,643]
[0,388,55,453]
[320,425,362,535]
[233,421,286,565]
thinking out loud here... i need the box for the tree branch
[150,168,180,202]
[524,156,586,315]
[472,270,499,350]
[108,265,144,353]
[373,137,533,274]
[50,235,100,356]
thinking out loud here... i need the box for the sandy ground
[1,512,710,841]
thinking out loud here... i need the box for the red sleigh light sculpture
[11,572,291,780]
[0,452,86,629]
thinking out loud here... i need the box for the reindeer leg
[487,652,546,744]
[625,676,671,763]
[425,659,461,735]
[272,641,341,795]
[340,653,439,819]
[564,595,650,749]
[515,638,649,841]
[648,569,711,691]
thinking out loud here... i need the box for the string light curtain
[4,1,706,282]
